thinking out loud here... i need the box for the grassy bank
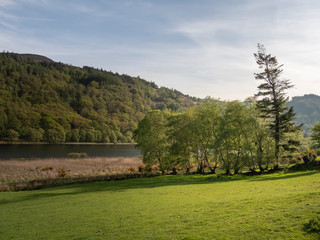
[0,169,319,239]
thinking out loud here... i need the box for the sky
[0,0,319,100]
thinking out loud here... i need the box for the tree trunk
[211,163,217,174]
[197,161,204,174]
[205,158,215,174]
[172,167,177,175]
[274,107,280,169]
[258,163,264,172]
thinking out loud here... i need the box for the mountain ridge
[289,94,320,136]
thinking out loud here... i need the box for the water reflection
[0,144,140,159]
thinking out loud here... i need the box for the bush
[67,152,88,158]
[144,165,153,173]
[127,167,136,172]
[304,216,320,234]
[151,165,160,173]
[138,164,145,173]
[42,166,54,171]
[58,168,67,177]
[302,150,317,164]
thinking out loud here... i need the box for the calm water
[0,144,140,159]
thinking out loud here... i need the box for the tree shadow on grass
[1,170,319,206]
[0,174,243,205]
[248,170,319,182]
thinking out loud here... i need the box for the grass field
[0,169,320,239]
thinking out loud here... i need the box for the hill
[0,52,198,143]
[16,53,54,63]
[289,94,320,136]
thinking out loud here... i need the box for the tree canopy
[134,99,297,175]
[311,122,320,148]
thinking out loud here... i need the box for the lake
[0,144,140,159]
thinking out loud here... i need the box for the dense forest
[289,94,320,135]
[0,52,198,143]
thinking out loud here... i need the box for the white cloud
[0,0,319,100]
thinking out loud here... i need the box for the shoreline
[0,141,137,145]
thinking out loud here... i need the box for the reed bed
[0,157,144,191]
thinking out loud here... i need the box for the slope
[0,52,198,143]
[289,94,320,136]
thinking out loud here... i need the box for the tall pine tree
[254,44,300,168]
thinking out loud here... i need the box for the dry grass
[0,157,143,191]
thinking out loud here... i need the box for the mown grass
[0,169,320,239]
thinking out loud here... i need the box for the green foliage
[133,110,170,171]
[6,129,19,141]
[254,44,301,166]
[311,122,320,147]
[302,149,317,164]
[135,98,282,174]
[0,52,197,143]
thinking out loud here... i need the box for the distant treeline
[0,52,197,143]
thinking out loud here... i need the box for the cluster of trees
[0,52,197,143]
[134,44,305,174]
[134,100,303,175]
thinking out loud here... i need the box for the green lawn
[1,170,320,239]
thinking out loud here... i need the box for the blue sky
[1,0,320,100]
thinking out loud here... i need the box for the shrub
[58,168,67,177]
[151,165,160,173]
[304,216,320,234]
[127,167,136,172]
[138,164,145,173]
[302,150,317,164]
[144,165,153,173]
[42,166,54,171]
[67,152,88,158]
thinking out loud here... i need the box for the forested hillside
[0,52,197,143]
[289,94,320,136]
